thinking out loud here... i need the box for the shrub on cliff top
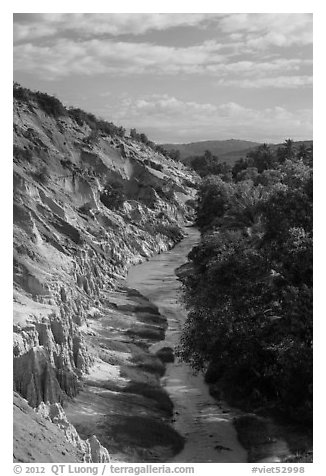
[34,91,67,117]
[14,83,125,137]
[68,108,125,138]
[14,83,67,118]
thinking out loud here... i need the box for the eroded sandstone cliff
[13,87,197,462]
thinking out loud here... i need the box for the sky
[13,13,313,144]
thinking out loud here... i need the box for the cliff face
[13,90,197,461]
[14,392,110,463]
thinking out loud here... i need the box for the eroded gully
[127,227,248,463]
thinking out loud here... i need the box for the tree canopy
[178,140,313,424]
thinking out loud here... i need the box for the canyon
[12,87,308,464]
[13,87,197,462]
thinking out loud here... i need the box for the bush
[14,83,67,117]
[68,108,126,138]
[129,128,173,158]
[154,223,183,242]
[68,107,97,129]
[195,176,235,231]
[13,83,31,102]
[14,83,126,137]
[34,92,67,117]
[178,152,313,424]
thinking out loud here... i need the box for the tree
[297,144,313,166]
[189,151,223,177]
[236,166,259,183]
[221,181,265,239]
[179,147,313,423]
[195,176,234,231]
[284,138,295,159]
[246,144,275,173]
[232,157,249,181]
[168,149,181,161]
[277,138,295,163]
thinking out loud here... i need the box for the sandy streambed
[64,285,184,462]
[127,227,248,463]
[65,227,302,463]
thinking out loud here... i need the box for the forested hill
[177,141,313,449]
[163,139,261,163]
[162,139,313,166]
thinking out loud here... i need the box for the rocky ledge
[14,392,110,463]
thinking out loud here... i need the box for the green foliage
[130,128,150,145]
[155,144,169,156]
[13,83,173,159]
[154,223,183,242]
[14,83,67,117]
[130,128,175,159]
[236,166,259,183]
[256,169,283,187]
[259,163,312,245]
[68,107,97,129]
[97,119,125,138]
[34,91,67,117]
[14,83,125,137]
[13,82,32,102]
[246,143,276,173]
[232,157,249,180]
[232,140,313,183]
[195,176,235,231]
[179,149,313,424]
[168,149,181,161]
[69,107,125,138]
[276,139,295,163]
[144,221,183,243]
[188,150,232,179]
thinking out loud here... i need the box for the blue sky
[13,13,313,143]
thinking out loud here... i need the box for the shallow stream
[127,227,248,463]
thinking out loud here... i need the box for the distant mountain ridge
[163,139,313,165]
[163,139,262,164]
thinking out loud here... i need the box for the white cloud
[102,94,312,143]
[14,13,312,48]
[13,38,227,79]
[217,75,313,89]
[206,58,311,77]
[13,36,311,82]
[13,13,312,89]
[219,13,312,49]
[13,13,215,42]
[13,13,312,144]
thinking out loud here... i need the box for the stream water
[127,227,248,463]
